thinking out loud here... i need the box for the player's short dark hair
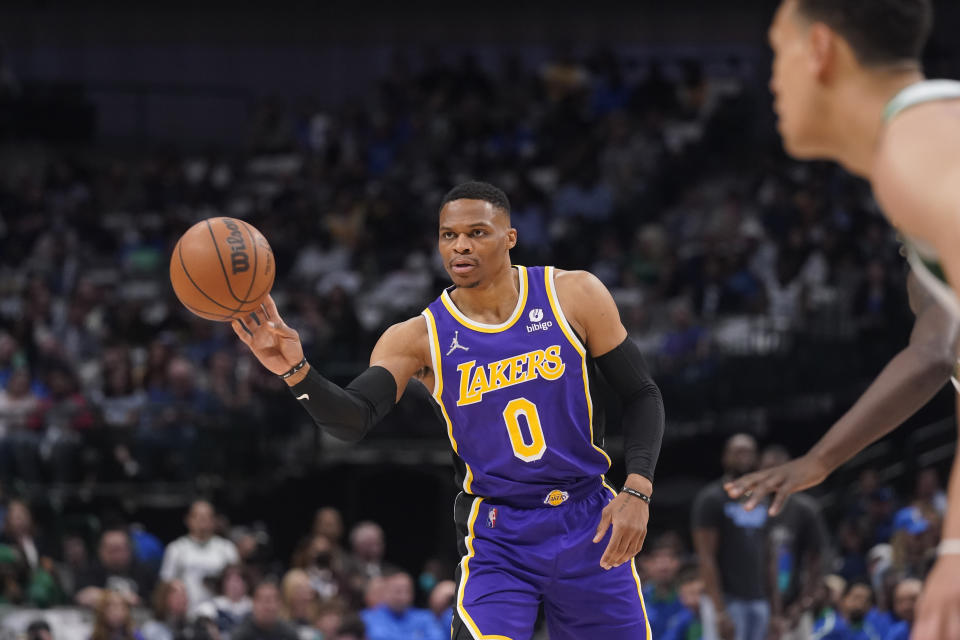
[440,181,511,217]
[795,0,933,67]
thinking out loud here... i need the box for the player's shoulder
[552,268,611,299]
[382,315,429,340]
[873,102,960,235]
[378,315,430,353]
[875,100,960,194]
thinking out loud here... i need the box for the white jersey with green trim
[884,79,960,390]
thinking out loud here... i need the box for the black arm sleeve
[594,337,665,482]
[287,365,398,442]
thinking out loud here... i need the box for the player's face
[439,199,517,289]
[769,0,825,158]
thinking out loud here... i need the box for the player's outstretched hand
[593,491,649,571]
[231,295,305,376]
[912,555,960,639]
[723,454,829,516]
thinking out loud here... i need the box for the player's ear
[808,22,835,79]
[506,227,517,250]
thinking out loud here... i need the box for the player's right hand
[231,295,305,376]
[723,454,829,516]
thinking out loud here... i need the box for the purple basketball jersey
[422,265,611,500]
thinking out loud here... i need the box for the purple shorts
[451,479,651,640]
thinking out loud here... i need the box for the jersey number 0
[502,398,546,462]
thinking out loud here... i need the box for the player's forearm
[809,344,954,473]
[286,364,397,442]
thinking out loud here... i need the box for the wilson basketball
[170,217,275,321]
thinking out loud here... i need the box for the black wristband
[621,486,651,504]
[279,358,308,379]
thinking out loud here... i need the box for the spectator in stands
[140,579,201,640]
[360,570,444,640]
[296,534,347,603]
[314,599,348,640]
[232,579,299,640]
[912,467,947,519]
[57,532,91,598]
[0,499,60,606]
[159,499,239,612]
[312,507,346,563]
[75,527,156,608]
[760,445,828,639]
[281,568,318,636]
[661,565,707,640]
[692,433,768,640]
[427,580,455,634]
[640,532,685,638]
[884,577,922,640]
[890,506,937,578]
[343,522,386,597]
[834,520,868,583]
[194,564,253,639]
[812,581,884,640]
[90,589,144,640]
[137,357,215,479]
[25,364,94,482]
[0,368,40,485]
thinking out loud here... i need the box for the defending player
[722,1,960,636]
[233,182,664,639]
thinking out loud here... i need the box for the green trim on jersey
[883,79,960,122]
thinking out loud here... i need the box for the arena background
[0,1,958,637]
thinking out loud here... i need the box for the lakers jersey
[421,265,611,500]
[885,80,960,390]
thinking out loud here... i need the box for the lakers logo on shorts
[544,490,569,507]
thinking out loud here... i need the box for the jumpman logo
[447,331,470,356]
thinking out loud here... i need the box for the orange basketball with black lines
[170,217,275,321]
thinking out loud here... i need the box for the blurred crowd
[0,498,456,640]
[0,438,947,640]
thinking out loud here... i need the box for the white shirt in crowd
[159,535,239,610]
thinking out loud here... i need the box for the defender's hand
[912,554,960,639]
[724,454,828,516]
[232,295,304,376]
[593,490,649,570]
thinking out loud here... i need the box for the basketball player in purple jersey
[232,181,664,639]
[720,1,960,635]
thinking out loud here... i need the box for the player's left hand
[593,486,649,571]
[911,554,960,639]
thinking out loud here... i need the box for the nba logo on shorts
[486,507,498,528]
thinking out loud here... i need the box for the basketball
[169,217,275,321]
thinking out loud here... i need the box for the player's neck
[449,264,520,325]
[828,69,924,178]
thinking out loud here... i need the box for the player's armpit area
[369,315,432,401]
[288,365,397,442]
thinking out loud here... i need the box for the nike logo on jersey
[296,394,310,401]
[456,345,565,406]
[446,331,469,356]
